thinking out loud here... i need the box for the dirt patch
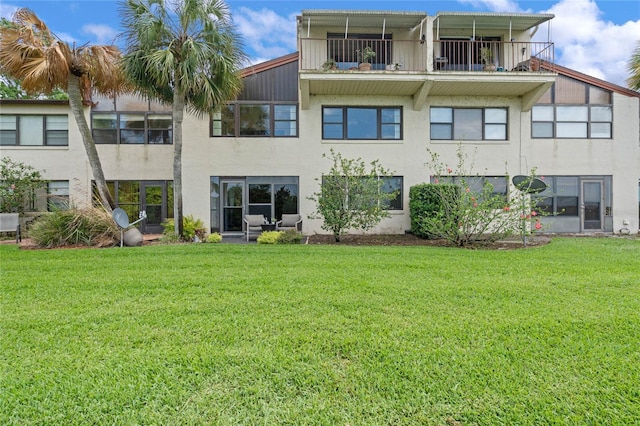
[305,233,551,249]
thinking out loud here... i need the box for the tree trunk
[172,87,185,238]
[67,74,114,212]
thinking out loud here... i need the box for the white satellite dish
[112,208,130,228]
[112,208,148,247]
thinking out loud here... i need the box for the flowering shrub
[411,147,545,247]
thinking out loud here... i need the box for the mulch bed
[305,233,551,249]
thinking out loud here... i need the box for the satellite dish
[512,175,548,194]
[112,208,130,229]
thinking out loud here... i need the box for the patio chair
[244,214,265,241]
[276,214,302,232]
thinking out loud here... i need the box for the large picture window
[211,103,298,137]
[0,115,68,146]
[430,107,507,141]
[92,112,172,144]
[322,106,402,140]
[431,176,508,202]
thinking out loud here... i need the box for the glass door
[581,180,603,231]
[141,182,165,234]
[222,180,244,233]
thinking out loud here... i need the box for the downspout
[345,16,349,38]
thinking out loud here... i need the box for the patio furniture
[0,213,21,243]
[276,214,302,232]
[244,214,265,241]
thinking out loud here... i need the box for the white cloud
[537,0,640,86]
[82,24,118,45]
[458,0,523,13]
[0,3,19,19]
[232,7,297,63]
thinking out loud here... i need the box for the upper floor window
[0,115,68,146]
[211,103,298,137]
[532,75,612,139]
[92,112,172,144]
[322,106,402,140]
[532,105,612,138]
[430,107,507,141]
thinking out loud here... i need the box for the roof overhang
[299,10,428,31]
[434,12,554,31]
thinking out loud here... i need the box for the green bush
[206,232,222,243]
[162,215,205,241]
[29,206,119,248]
[257,231,282,244]
[409,183,460,239]
[278,230,302,244]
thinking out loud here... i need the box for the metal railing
[300,38,428,71]
[299,38,554,72]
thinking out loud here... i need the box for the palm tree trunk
[172,87,185,238]
[67,74,115,212]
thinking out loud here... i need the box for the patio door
[222,180,244,233]
[141,182,165,234]
[581,180,604,231]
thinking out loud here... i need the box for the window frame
[531,105,612,139]
[0,114,69,146]
[430,107,508,141]
[91,112,173,145]
[210,102,298,138]
[321,106,403,140]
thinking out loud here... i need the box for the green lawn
[1,237,639,425]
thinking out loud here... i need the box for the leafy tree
[0,9,125,211]
[0,157,46,213]
[308,149,397,242]
[120,0,245,237]
[413,148,544,247]
[628,41,640,91]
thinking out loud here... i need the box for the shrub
[206,232,222,243]
[29,206,119,248]
[410,183,460,239]
[162,215,205,241]
[278,229,302,244]
[257,231,282,244]
[308,149,397,242]
[0,157,46,213]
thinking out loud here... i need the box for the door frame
[140,181,168,234]
[220,179,245,235]
[580,179,604,232]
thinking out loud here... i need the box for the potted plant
[480,47,496,71]
[356,46,376,70]
[322,58,337,71]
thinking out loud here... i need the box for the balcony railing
[299,38,554,72]
[433,40,554,72]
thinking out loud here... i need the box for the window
[247,181,299,218]
[532,176,579,216]
[211,103,298,137]
[430,108,507,141]
[432,176,508,202]
[0,115,68,146]
[92,113,172,144]
[322,107,402,140]
[532,75,612,139]
[381,176,403,210]
[532,105,612,139]
[47,181,69,211]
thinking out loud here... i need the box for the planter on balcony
[358,62,372,71]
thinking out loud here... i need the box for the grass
[1,237,639,425]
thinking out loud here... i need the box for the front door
[581,180,604,231]
[141,182,165,234]
[221,180,244,233]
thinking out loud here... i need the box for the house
[1,9,639,236]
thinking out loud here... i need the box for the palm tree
[628,41,640,91]
[0,9,125,211]
[120,0,245,237]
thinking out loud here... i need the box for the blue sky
[1,0,639,86]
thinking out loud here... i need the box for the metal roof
[434,12,554,31]
[300,10,428,30]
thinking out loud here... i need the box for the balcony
[298,38,556,111]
